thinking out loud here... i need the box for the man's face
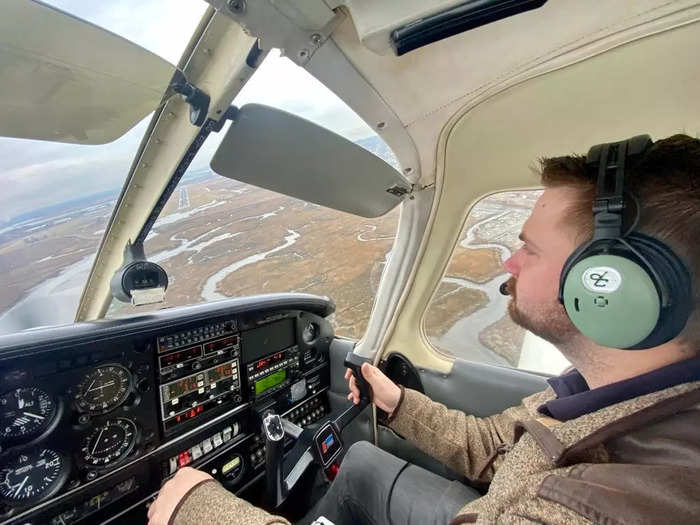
[503,186,582,344]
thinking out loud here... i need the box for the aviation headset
[558,134,693,349]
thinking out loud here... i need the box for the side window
[107,51,400,340]
[424,190,570,375]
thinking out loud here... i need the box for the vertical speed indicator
[0,449,68,505]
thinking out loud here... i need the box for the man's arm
[348,363,539,483]
[148,467,291,525]
[387,387,531,482]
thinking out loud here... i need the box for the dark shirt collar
[538,355,700,421]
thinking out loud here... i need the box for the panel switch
[190,444,203,461]
[177,451,191,468]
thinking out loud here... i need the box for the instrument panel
[0,294,334,525]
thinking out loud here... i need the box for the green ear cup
[562,254,661,348]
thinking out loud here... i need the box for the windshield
[105,50,400,339]
[0,2,399,339]
[0,0,207,335]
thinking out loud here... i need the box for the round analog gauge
[74,365,132,414]
[0,388,57,443]
[0,449,68,505]
[302,323,318,344]
[81,418,137,468]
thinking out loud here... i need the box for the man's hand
[345,363,401,415]
[148,467,213,525]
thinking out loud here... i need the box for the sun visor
[210,104,410,218]
[0,0,177,145]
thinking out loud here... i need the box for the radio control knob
[192,361,202,371]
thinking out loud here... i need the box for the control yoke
[262,352,371,509]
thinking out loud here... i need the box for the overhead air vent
[390,0,548,56]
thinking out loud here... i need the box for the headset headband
[586,134,652,240]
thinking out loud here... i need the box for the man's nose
[503,252,519,276]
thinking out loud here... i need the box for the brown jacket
[171,380,700,525]
[388,381,700,524]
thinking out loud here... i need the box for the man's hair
[538,134,700,348]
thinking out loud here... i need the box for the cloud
[0,119,150,221]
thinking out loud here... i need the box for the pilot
[148,134,700,524]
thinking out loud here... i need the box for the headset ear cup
[560,234,693,349]
[624,233,693,348]
[562,252,661,348]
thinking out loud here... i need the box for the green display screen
[255,369,286,395]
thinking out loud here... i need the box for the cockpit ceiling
[329,0,700,184]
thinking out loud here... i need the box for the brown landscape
[0,205,110,313]
[110,176,400,340]
[0,169,539,367]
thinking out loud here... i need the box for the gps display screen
[254,369,286,396]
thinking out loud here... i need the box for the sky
[0,0,375,223]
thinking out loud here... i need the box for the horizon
[0,134,389,229]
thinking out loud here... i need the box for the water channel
[435,210,514,366]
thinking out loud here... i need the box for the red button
[178,451,191,468]
[326,463,340,481]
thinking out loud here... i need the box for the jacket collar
[539,356,700,421]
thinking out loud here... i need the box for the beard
[505,276,580,345]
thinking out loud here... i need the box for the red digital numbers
[160,345,202,368]
[175,404,204,423]
[203,335,238,355]
[255,352,285,371]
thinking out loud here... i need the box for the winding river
[436,211,513,366]
[201,230,300,301]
